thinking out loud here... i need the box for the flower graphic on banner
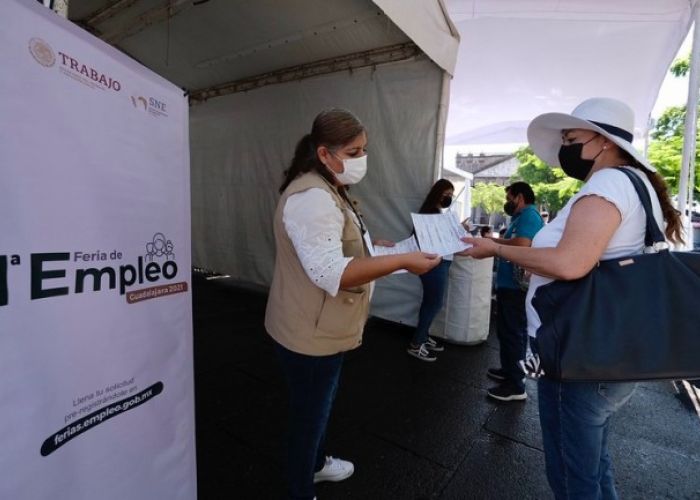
[29,37,56,67]
[145,233,175,262]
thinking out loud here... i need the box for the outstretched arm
[460,195,621,280]
[340,252,441,288]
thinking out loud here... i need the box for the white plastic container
[430,255,493,345]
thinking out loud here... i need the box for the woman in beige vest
[265,109,440,500]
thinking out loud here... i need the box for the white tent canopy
[444,0,697,146]
[68,0,460,325]
[66,0,698,324]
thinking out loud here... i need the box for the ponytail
[623,155,684,244]
[279,108,366,194]
[643,168,685,244]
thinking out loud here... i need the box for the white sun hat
[527,97,656,172]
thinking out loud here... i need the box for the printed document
[411,212,471,256]
[372,236,420,256]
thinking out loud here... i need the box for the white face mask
[332,154,367,185]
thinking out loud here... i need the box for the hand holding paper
[411,212,472,256]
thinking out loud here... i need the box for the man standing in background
[486,182,544,401]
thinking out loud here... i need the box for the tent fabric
[372,0,460,75]
[69,0,459,92]
[67,0,459,325]
[190,57,445,323]
[444,0,697,145]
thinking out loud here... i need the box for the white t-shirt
[525,167,664,338]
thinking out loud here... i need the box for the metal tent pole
[678,2,700,249]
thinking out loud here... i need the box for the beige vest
[265,172,370,356]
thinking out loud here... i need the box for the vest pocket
[341,235,364,257]
[315,288,367,339]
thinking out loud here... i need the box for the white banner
[0,2,195,499]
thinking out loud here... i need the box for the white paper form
[372,236,420,256]
[411,211,471,256]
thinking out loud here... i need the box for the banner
[0,2,196,498]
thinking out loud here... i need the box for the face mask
[558,136,603,181]
[332,154,367,185]
[503,200,517,216]
[440,196,452,208]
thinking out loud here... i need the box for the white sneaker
[313,456,354,484]
[407,343,437,362]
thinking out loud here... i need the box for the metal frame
[189,42,421,103]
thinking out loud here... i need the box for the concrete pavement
[193,274,700,499]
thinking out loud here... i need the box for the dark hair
[619,153,684,244]
[279,108,366,193]
[506,181,535,205]
[479,225,492,237]
[419,178,455,214]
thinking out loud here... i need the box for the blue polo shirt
[496,204,544,290]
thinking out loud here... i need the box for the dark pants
[412,260,452,345]
[495,288,527,391]
[275,341,344,500]
[538,378,636,499]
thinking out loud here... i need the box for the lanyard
[344,195,367,235]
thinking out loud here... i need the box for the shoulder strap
[612,167,665,246]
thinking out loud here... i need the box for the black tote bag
[532,168,700,381]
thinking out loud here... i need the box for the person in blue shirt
[486,182,544,401]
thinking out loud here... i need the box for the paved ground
[193,274,700,500]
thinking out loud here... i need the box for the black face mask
[440,196,452,208]
[503,200,517,216]
[558,136,603,181]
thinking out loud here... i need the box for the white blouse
[283,188,356,297]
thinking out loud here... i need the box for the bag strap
[612,167,665,246]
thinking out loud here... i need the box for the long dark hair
[279,109,366,194]
[419,178,455,214]
[620,153,684,244]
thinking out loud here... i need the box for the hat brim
[526,113,656,173]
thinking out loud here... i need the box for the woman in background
[406,178,455,362]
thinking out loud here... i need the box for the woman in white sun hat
[460,97,683,499]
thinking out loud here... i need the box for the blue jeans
[412,260,452,345]
[496,288,527,391]
[275,342,344,500]
[538,378,637,500]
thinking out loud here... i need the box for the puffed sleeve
[282,188,354,296]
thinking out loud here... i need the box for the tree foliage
[470,182,506,214]
[510,147,581,213]
[647,129,700,194]
[650,105,686,140]
[647,54,700,197]
[670,55,689,78]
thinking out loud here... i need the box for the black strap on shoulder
[612,167,665,246]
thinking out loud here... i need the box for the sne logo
[130,95,168,118]
[29,38,56,67]
[131,96,148,110]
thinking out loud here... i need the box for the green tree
[510,146,581,213]
[670,55,689,78]
[650,106,685,140]
[471,182,506,214]
[471,182,506,225]
[647,54,700,198]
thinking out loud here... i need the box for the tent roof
[444,0,697,145]
[68,0,458,94]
